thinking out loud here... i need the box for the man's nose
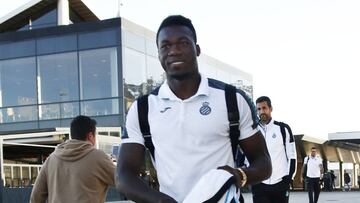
[168,44,182,56]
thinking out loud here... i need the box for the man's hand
[217,165,243,188]
[282,175,292,187]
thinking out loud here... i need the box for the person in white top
[115,15,272,203]
[301,147,324,203]
[252,96,297,203]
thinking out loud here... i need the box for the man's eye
[161,44,171,49]
[180,41,189,46]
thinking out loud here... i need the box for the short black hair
[70,115,97,140]
[256,96,272,108]
[156,15,197,46]
[311,146,317,150]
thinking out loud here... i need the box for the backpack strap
[137,85,241,162]
[225,84,245,203]
[137,94,155,160]
[225,84,240,160]
[279,123,287,149]
[279,122,295,161]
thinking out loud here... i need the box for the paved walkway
[242,191,360,203]
[108,191,360,203]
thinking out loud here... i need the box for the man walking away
[30,115,115,203]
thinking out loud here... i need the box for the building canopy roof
[0,0,99,33]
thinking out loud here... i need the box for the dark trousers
[307,177,320,203]
[252,180,290,203]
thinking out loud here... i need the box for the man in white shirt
[301,147,323,203]
[252,96,297,203]
[115,15,272,203]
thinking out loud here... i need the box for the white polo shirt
[122,75,259,202]
[304,156,322,178]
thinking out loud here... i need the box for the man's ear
[196,44,201,56]
[86,132,92,141]
[86,132,96,145]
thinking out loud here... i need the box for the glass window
[81,99,119,116]
[0,105,37,123]
[0,40,35,60]
[110,131,120,137]
[61,102,79,119]
[79,29,118,50]
[39,102,79,120]
[146,38,157,56]
[12,166,21,187]
[122,30,145,52]
[37,35,77,55]
[98,131,109,136]
[79,47,118,100]
[30,167,38,182]
[39,103,59,120]
[19,9,57,31]
[4,166,11,187]
[37,52,79,103]
[123,47,147,110]
[0,57,37,107]
[31,8,57,29]
[146,55,164,89]
[22,167,30,186]
[123,47,146,86]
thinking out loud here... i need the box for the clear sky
[1,0,360,140]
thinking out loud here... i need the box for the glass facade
[0,17,253,129]
[122,29,164,112]
[0,25,121,126]
[0,57,37,107]
[79,47,118,100]
[37,52,79,104]
[19,8,58,31]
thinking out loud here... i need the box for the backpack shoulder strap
[278,122,286,146]
[277,121,288,158]
[137,94,155,159]
[224,84,240,160]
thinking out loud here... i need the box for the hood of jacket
[54,139,95,162]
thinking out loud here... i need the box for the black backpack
[302,156,310,178]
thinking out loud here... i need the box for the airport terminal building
[0,0,253,197]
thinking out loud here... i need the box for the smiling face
[157,25,200,80]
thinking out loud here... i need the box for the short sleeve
[121,100,145,145]
[318,157,323,165]
[237,93,259,140]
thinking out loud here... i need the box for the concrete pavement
[242,191,360,203]
[108,191,360,203]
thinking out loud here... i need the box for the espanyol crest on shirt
[199,102,211,115]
